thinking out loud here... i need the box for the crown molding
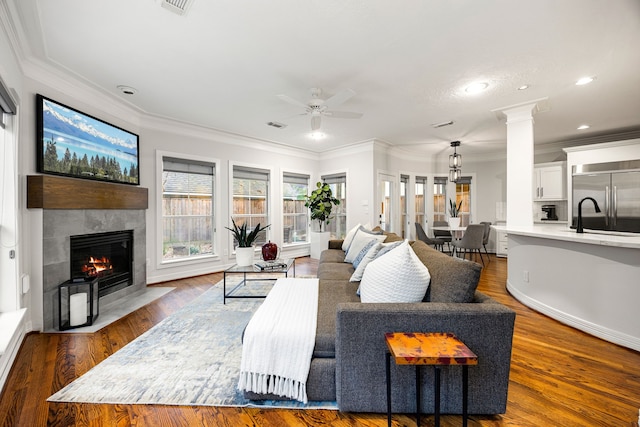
[142,113,319,161]
[318,139,383,161]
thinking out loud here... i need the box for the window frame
[400,174,409,238]
[282,171,310,246]
[415,175,428,229]
[320,172,347,239]
[433,176,448,223]
[455,176,473,226]
[156,151,220,268]
[0,110,20,313]
[229,163,272,254]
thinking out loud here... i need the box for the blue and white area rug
[48,279,337,410]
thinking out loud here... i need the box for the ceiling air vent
[431,120,454,129]
[161,0,194,16]
[266,121,287,129]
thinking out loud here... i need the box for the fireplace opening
[70,230,133,297]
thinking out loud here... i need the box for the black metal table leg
[386,352,392,427]
[463,365,469,427]
[416,365,421,426]
[434,366,441,427]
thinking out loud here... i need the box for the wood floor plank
[1,255,639,426]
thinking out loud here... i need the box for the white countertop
[492,224,640,249]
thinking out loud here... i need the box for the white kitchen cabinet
[496,229,508,258]
[534,162,566,201]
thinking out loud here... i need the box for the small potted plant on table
[226,219,270,266]
[448,199,463,229]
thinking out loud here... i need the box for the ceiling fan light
[311,115,321,130]
[309,131,326,140]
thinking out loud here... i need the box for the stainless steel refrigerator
[572,160,640,233]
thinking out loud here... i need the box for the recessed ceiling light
[309,131,326,140]
[117,85,137,95]
[575,76,595,86]
[464,82,489,94]
[517,85,530,91]
[577,124,590,130]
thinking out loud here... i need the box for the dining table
[431,225,467,238]
[431,225,467,257]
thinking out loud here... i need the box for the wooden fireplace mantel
[27,175,148,210]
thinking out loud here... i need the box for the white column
[497,102,539,227]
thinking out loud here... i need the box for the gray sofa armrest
[328,239,344,250]
[335,297,515,414]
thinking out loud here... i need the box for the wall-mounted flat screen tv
[36,94,140,185]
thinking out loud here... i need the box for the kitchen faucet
[576,197,601,233]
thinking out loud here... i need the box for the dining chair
[450,223,486,266]
[480,221,492,262]
[432,220,453,253]
[415,223,446,252]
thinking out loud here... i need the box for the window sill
[0,309,27,356]
[158,253,220,269]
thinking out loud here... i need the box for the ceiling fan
[277,88,363,131]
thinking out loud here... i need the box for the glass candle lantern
[59,278,99,330]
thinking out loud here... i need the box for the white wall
[141,119,319,283]
[318,141,377,231]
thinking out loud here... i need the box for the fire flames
[81,256,113,277]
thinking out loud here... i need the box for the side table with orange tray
[385,332,478,427]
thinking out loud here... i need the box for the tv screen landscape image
[36,94,140,185]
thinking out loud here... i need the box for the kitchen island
[496,224,640,351]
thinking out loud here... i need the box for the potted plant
[305,181,340,258]
[226,219,270,266]
[448,199,463,229]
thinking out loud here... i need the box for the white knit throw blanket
[238,278,319,403]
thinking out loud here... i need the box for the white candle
[70,292,88,326]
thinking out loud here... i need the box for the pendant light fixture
[449,141,462,182]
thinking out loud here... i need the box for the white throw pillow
[344,229,386,264]
[360,241,431,303]
[350,242,382,282]
[342,223,362,251]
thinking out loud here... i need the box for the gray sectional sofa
[247,230,516,415]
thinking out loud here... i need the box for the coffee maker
[541,204,558,221]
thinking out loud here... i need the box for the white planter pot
[310,231,330,259]
[448,217,461,229]
[235,246,254,266]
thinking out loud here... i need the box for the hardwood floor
[1,255,639,426]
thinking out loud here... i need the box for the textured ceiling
[7,0,640,154]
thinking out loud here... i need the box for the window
[415,176,427,227]
[282,172,309,244]
[456,176,472,226]
[1,78,18,312]
[400,175,409,238]
[433,176,447,223]
[321,173,346,239]
[232,166,269,250]
[162,157,215,261]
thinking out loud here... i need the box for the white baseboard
[507,280,640,352]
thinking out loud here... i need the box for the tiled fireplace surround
[42,209,146,331]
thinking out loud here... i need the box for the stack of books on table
[254,260,288,270]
